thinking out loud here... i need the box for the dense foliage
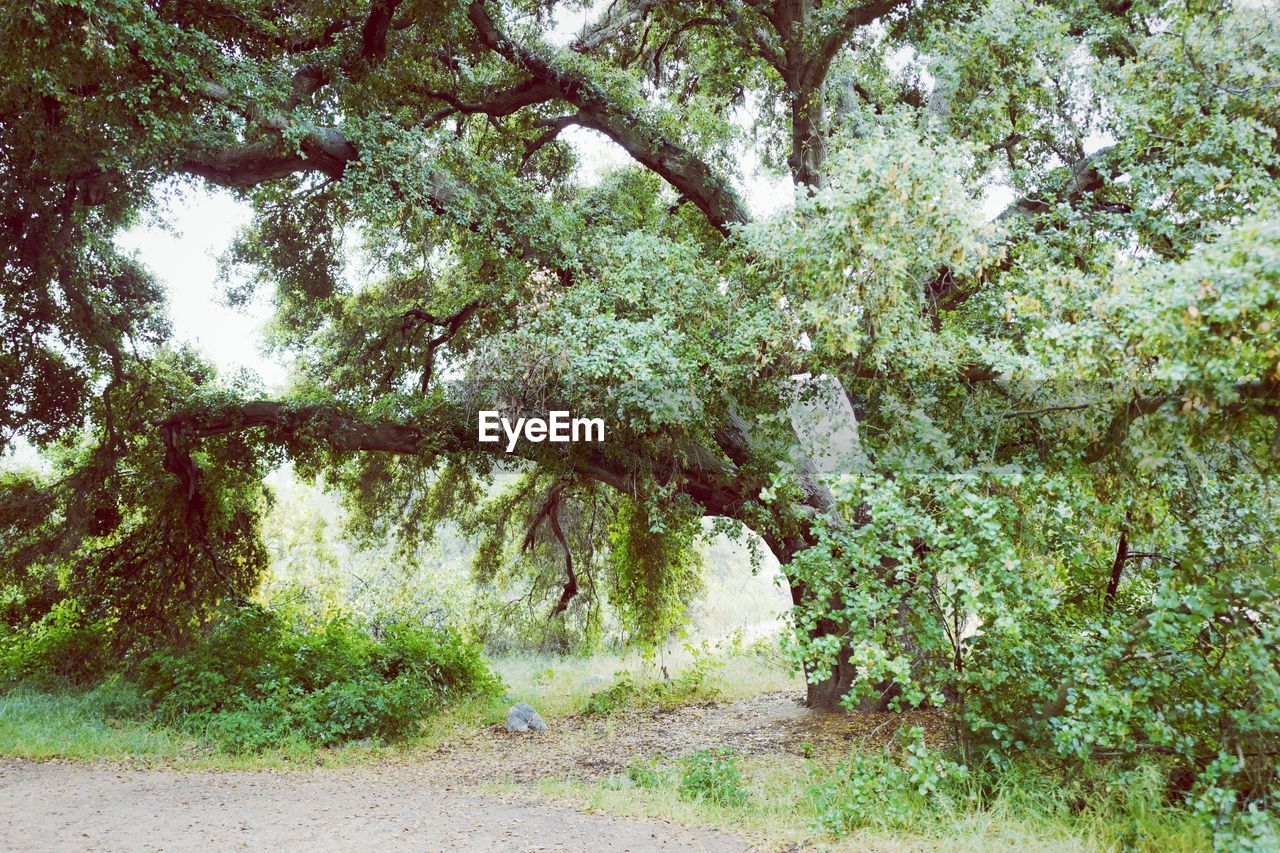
[1,0,1278,840]
[133,605,497,750]
[0,601,498,750]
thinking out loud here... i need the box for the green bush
[809,727,966,834]
[678,747,749,807]
[132,605,498,751]
[0,600,111,686]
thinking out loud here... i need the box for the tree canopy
[2,0,1280,820]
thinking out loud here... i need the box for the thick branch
[808,0,913,90]
[1082,382,1280,464]
[547,496,579,617]
[521,114,583,169]
[180,130,356,189]
[282,64,329,110]
[359,0,404,67]
[467,1,751,233]
[1081,394,1172,464]
[160,401,427,454]
[159,398,754,522]
[927,146,1120,310]
[996,145,1118,224]
[722,1,785,71]
[184,68,358,188]
[520,479,579,617]
[422,78,561,124]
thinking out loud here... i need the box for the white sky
[116,188,289,390]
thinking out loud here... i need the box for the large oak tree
[2,0,1278,727]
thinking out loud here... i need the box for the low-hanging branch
[520,478,579,618]
[156,398,755,526]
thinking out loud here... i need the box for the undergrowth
[583,641,725,714]
[0,603,499,754]
[561,731,1220,851]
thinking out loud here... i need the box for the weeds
[809,726,966,833]
[585,642,724,715]
[627,756,673,789]
[679,747,750,807]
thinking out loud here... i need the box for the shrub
[0,600,111,686]
[678,747,749,807]
[132,605,497,751]
[809,727,966,835]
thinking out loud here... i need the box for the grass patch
[0,680,416,770]
[510,751,1212,852]
[489,640,801,719]
[0,680,201,764]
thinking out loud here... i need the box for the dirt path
[0,760,746,852]
[423,691,947,785]
[0,693,948,851]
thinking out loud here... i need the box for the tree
[1,0,1278,735]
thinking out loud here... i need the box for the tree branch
[158,398,754,525]
[421,78,561,124]
[521,114,583,169]
[183,65,357,188]
[1104,514,1130,612]
[722,1,785,71]
[180,129,357,189]
[927,146,1120,310]
[1081,382,1280,464]
[467,0,751,233]
[403,300,483,391]
[996,145,1119,224]
[571,0,667,53]
[809,0,913,90]
[547,492,579,617]
[358,0,404,67]
[519,479,579,617]
[1081,394,1172,464]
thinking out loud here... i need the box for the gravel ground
[0,760,747,852]
[0,691,948,851]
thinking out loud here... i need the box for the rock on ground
[504,701,548,733]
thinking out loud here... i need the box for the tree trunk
[773,535,918,713]
[798,617,907,712]
[802,625,860,711]
[805,645,858,710]
[770,534,884,712]
[790,83,827,189]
